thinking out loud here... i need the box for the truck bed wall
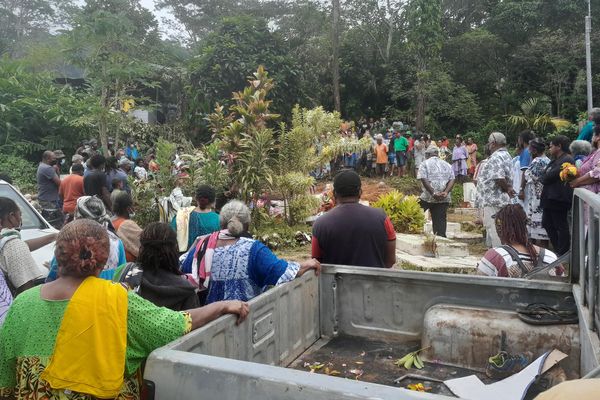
[145,267,583,400]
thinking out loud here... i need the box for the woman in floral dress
[523,138,550,245]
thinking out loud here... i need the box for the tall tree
[406,0,442,131]
[63,0,160,153]
[331,0,341,112]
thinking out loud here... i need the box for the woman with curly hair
[114,222,199,311]
[0,219,249,399]
[477,204,558,278]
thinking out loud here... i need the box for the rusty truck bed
[288,335,496,397]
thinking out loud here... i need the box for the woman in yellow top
[0,219,249,400]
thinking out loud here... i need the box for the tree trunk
[415,71,426,132]
[332,0,341,113]
[386,22,393,62]
[99,87,110,156]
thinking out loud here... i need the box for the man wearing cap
[476,132,515,247]
[311,170,396,268]
[418,147,455,237]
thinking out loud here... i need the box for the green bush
[251,220,312,250]
[0,155,37,193]
[451,184,464,207]
[373,190,424,234]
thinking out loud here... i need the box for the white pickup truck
[142,189,600,400]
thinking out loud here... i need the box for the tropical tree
[507,98,570,135]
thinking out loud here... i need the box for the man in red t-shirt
[59,163,85,219]
[312,170,396,268]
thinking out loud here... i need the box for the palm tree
[507,98,570,133]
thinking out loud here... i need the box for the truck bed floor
[288,335,496,396]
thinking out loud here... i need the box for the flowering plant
[559,162,578,182]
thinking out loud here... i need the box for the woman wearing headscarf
[46,196,127,281]
[182,200,320,304]
[521,138,550,245]
[114,222,199,311]
[0,219,249,399]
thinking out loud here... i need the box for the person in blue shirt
[518,130,534,170]
[125,141,140,160]
[577,108,600,142]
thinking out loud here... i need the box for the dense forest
[2,0,600,156]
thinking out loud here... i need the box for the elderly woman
[114,222,199,311]
[172,185,221,252]
[571,124,600,194]
[182,200,320,304]
[46,196,127,281]
[477,204,558,278]
[570,140,593,169]
[0,219,248,399]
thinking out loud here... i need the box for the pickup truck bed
[288,334,494,396]
[145,264,594,399]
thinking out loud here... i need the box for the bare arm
[420,178,436,196]
[495,178,515,197]
[185,300,249,330]
[296,258,321,277]
[385,240,396,268]
[101,186,112,211]
[571,173,599,188]
[25,233,57,252]
[52,175,61,187]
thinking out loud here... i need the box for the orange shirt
[375,143,388,164]
[59,174,84,213]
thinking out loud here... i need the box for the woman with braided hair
[0,219,249,399]
[477,204,558,278]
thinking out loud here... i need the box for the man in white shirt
[417,146,455,237]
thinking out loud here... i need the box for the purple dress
[578,149,600,194]
[0,271,12,325]
[452,145,468,176]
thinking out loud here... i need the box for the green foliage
[387,177,422,196]
[251,220,312,251]
[191,141,229,194]
[130,180,160,229]
[373,190,425,234]
[0,155,37,193]
[0,59,93,155]
[187,15,302,125]
[451,184,464,208]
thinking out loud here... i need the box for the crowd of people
[1,110,600,398]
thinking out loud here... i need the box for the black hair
[111,178,122,189]
[71,163,84,173]
[529,138,546,155]
[135,158,144,166]
[138,222,182,275]
[0,197,19,221]
[550,135,571,153]
[495,204,538,265]
[519,130,536,145]
[105,156,118,172]
[89,154,106,169]
[112,193,133,216]
[333,170,361,198]
[196,184,216,210]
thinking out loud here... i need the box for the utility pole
[586,0,593,114]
